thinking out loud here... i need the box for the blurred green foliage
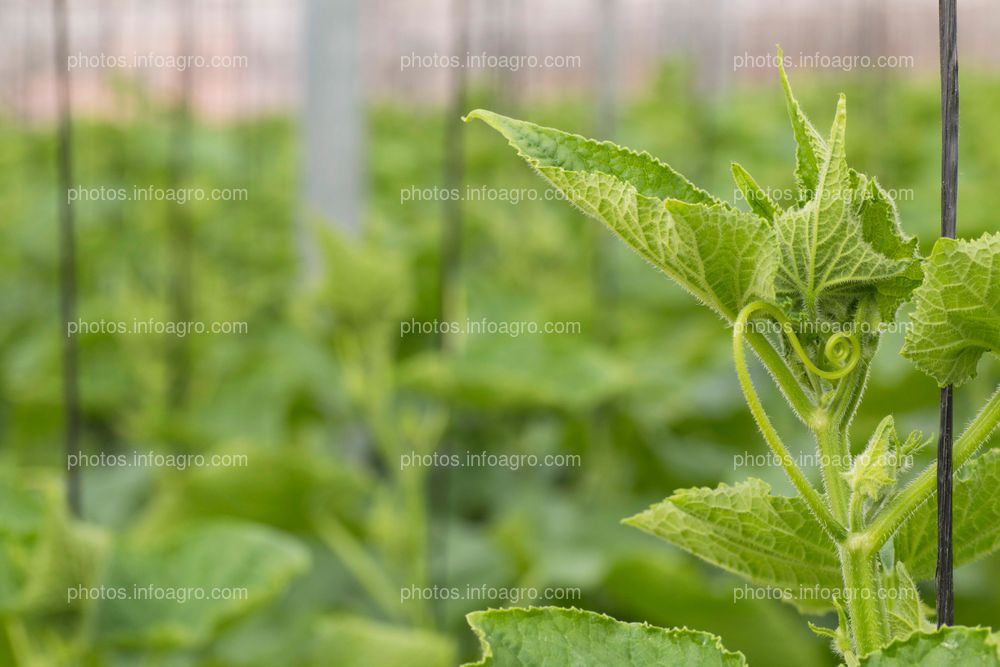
[1,63,999,665]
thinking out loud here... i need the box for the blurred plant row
[1,66,999,665]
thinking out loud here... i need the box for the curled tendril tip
[734,301,861,381]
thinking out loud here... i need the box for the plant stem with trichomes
[735,300,1000,654]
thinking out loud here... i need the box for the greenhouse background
[2,0,999,665]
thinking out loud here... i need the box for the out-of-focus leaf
[603,552,828,666]
[0,471,107,615]
[135,447,368,536]
[313,615,455,667]
[401,340,629,412]
[896,450,1000,579]
[463,606,746,666]
[91,521,310,649]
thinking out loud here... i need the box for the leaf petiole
[733,303,847,541]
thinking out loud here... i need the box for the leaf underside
[624,478,841,612]
[882,562,934,641]
[895,449,1000,580]
[858,626,1000,666]
[902,232,1000,387]
[464,109,777,322]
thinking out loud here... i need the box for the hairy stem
[865,384,1000,551]
[830,358,869,431]
[734,310,846,541]
[816,424,851,525]
[849,494,865,533]
[745,330,815,420]
[841,541,886,655]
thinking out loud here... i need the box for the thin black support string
[937,0,959,628]
[937,386,954,625]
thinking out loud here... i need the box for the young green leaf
[895,449,1000,580]
[881,562,934,642]
[857,626,1000,665]
[778,47,827,204]
[774,54,918,322]
[772,97,911,317]
[731,162,779,221]
[855,178,923,320]
[807,596,853,661]
[845,416,899,506]
[463,607,747,667]
[464,110,778,321]
[902,232,1000,387]
[624,479,840,612]
[779,50,920,316]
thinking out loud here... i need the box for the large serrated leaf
[896,449,1000,579]
[858,626,1000,665]
[465,109,778,321]
[465,110,720,206]
[624,478,840,612]
[463,607,746,667]
[902,232,1000,387]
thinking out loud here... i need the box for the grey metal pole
[301,0,364,275]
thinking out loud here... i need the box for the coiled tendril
[734,301,860,381]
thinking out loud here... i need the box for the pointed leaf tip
[456,109,778,321]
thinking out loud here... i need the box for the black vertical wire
[52,0,81,516]
[936,0,958,628]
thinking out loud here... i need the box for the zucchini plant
[461,55,1000,665]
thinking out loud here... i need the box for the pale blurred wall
[4,0,1000,119]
